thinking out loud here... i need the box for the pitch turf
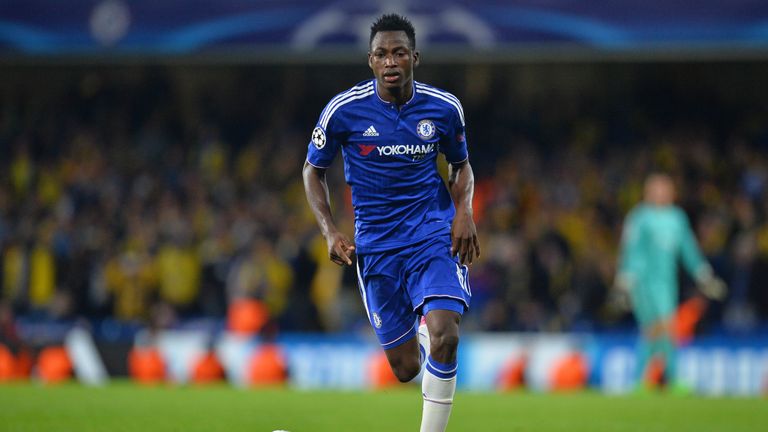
[0,382,764,432]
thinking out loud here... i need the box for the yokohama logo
[376,143,435,156]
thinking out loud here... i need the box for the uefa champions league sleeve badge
[311,127,326,149]
[417,119,435,140]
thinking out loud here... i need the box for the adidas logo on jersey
[362,125,379,137]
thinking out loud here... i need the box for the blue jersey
[306,79,469,254]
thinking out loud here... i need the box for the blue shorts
[355,235,471,349]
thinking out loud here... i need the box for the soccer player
[616,173,726,391]
[302,14,479,432]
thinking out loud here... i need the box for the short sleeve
[306,115,342,169]
[439,106,468,164]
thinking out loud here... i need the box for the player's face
[368,31,419,95]
[645,175,675,206]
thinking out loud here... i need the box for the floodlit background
[1,0,768,398]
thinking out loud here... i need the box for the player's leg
[425,306,461,363]
[630,285,656,386]
[420,300,463,432]
[406,235,471,432]
[418,315,429,366]
[383,336,421,382]
[655,319,677,384]
[640,320,665,387]
[356,252,422,382]
[655,286,678,386]
[633,283,678,389]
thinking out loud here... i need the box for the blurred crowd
[1,63,767,338]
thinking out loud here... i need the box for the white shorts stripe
[356,260,371,323]
[320,83,373,129]
[415,88,465,126]
[381,325,416,348]
[455,262,471,296]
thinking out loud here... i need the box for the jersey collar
[373,79,416,107]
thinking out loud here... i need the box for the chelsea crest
[416,119,435,140]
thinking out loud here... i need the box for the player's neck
[377,81,414,106]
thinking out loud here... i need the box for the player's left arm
[616,209,642,291]
[439,94,479,264]
[448,160,480,265]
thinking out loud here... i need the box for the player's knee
[429,332,459,361]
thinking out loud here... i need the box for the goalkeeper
[615,173,726,389]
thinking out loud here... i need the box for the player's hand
[326,231,355,266]
[698,276,727,300]
[609,275,633,311]
[608,287,631,312]
[451,209,480,265]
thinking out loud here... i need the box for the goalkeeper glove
[609,274,633,311]
[695,266,727,300]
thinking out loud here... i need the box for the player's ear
[413,50,420,68]
[368,52,373,70]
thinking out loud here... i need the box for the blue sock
[425,355,457,380]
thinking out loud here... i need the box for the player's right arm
[303,96,355,266]
[302,162,355,266]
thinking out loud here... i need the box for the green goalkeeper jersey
[618,204,709,323]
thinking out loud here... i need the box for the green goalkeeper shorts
[630,283,677,327]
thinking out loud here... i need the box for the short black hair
[370,14,416,50]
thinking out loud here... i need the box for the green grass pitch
[0,382,764,432]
